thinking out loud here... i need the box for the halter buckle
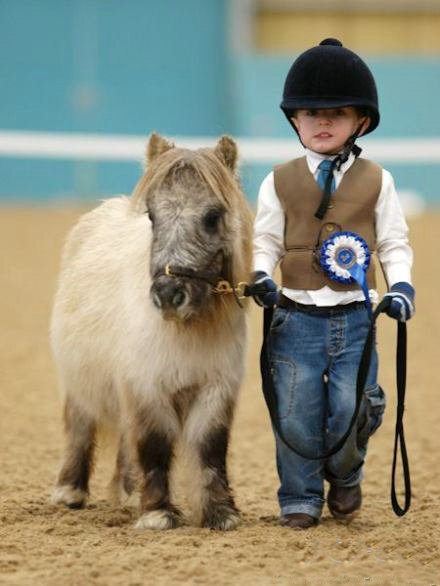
[213,280,249,299]
[235,282,248,299]
[213,280,234,294]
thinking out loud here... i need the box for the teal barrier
[0,1,439,203]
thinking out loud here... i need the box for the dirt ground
[1,206,439,586]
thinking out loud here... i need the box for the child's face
[291,107,369,154]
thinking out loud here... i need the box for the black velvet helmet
[280,38,380,135]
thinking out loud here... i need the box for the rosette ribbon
[320,231,372,318]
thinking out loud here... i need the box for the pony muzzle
[151,279,189,311]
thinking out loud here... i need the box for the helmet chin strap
[314,121,365,220]
[335,121,365,168]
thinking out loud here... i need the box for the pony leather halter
[154,253,250,307]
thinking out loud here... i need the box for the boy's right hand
[248,271,279,308]
[383,282,415,322]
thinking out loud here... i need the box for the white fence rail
[1,131,440,164]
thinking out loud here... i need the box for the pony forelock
[131,147,241,211]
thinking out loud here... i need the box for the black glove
[383,282,415,322]
[248,271,279,308]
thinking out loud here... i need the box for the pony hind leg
[52,396,96,509]
[184,393,240,530]
[108,431,138,507]
[132,402,181,530]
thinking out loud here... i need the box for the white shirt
[253,149,413,306]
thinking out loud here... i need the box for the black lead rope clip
[260,297,411,517]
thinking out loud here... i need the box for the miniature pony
[51,134,253,530]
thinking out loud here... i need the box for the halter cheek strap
[156,264,220,287]
[153,252,250,308]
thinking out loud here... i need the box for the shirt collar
[305,148,356,175]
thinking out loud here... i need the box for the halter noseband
[154,257,249,307]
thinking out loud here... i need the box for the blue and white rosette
[320,231,372,317]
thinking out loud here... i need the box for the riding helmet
[280,38,380,135]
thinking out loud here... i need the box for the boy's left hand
[248,271,279,308]
[383,282,415,322]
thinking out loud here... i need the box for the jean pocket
[357,384,386,448]
[270,358,296,420]
[270,307,290,333]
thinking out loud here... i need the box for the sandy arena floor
[0,207,439,586]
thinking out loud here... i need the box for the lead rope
[391,320,411,516]
[260,297,411,516]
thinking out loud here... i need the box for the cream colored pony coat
[51,134,253,530]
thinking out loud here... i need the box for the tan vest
[273,156,382,291]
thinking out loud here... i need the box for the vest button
[326,224,335,232]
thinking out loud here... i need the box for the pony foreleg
[52,397,96,509]
[132,402,181,530]
[184,391,240,530]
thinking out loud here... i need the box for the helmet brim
[281,97,380,135]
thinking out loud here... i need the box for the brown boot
[327,484,362,519]
[280,513,319,529]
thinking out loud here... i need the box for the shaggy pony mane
[131,147,245,212]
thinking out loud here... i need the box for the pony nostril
[172,290,186,308]
[151,281,187,311]
[152,291,162,309]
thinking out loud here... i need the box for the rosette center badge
[335,246,356,270]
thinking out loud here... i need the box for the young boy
[251,38,414,529]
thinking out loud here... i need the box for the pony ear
[214,135,238,172]
[146,133,174,165]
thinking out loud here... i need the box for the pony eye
[147,210,155,224]
[203,208,222,233]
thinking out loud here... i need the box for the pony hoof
[202,508,240,531]
[134,509,180,530]
[52,486,87,509]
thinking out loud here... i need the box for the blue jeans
[268,303,386,519]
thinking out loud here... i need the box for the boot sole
[328,507,360,522]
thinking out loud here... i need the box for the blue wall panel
[0,0,229,135]
[0,0,229,199]
[0,158,141,202]
[1,2,439,204]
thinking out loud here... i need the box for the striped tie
[317,159,336,193]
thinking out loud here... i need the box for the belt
[277,295,366,315]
